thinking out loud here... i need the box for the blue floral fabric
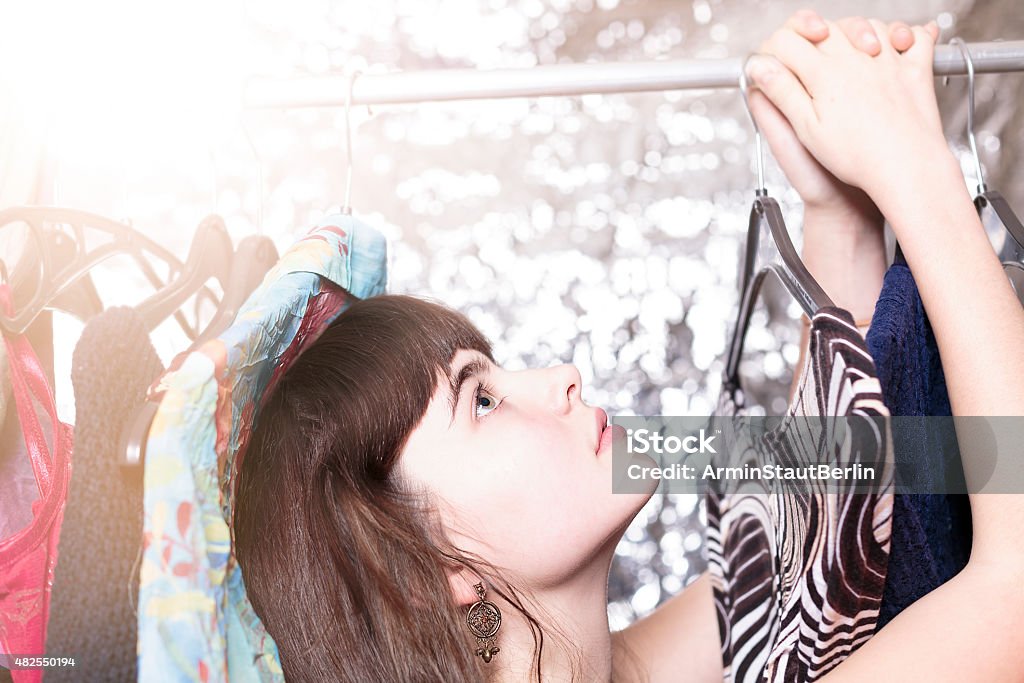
[137,215,387,682]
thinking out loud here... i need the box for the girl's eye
[474,384,503,420]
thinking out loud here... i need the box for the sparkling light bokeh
[2,0,1021,630]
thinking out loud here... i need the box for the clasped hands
[750,10,943,228]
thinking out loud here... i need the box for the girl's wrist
[802,189,886,264]
[801,206,887,323]
[802,206,886,266]
[803,205,883,243]
[865,139,962,215]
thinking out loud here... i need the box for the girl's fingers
[785,9,829,43]
[817,19,859,56]
[888,21,915,53]
[924,21,940,43]
[759,28,827,93]
[747,88,819,174]
[835,16,881,56]
[867,18,899,57]
[746,54,817,141]
[905,24,938,67]
[747,88,790,142]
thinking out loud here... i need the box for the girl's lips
[597,423,627,455]
[594,408,608,448]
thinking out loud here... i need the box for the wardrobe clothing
[137,217,387,683]
[0,289,73,683]
[0,339,38,542]
[0,334,8,430]
[0,314,58,544]
[45,307,164,681]
[707,307,894,683]
[864,257,972,629]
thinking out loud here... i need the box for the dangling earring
[467,581,501,663]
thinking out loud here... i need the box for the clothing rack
[244,39,1024,108]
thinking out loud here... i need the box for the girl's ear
[448,566,482,607]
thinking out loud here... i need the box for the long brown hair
[232,294,562,682]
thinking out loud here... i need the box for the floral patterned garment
[137,216,388,683]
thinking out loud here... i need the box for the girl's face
[398,349,656,591]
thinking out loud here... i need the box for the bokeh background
[1,0,1021,629]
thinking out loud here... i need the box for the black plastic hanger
[135,214,234,333]
[119,215,234,476]
[723,67,834,397]
[0,207,188,335]
[980,192,1024,264]
[120,227,281,474]
[191,234,278,348]
[120,214,234,474]
[3,221,104,326]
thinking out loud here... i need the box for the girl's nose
[547,364,582,415]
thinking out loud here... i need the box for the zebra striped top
[706,307,894,682]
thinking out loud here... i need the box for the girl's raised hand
[751,11,926,221]
[748,17,943,204]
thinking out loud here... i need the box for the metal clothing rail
[244,40,1024,109]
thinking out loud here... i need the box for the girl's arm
[751,18,1024,681]
[744,84,891,400]
[615,14,919,683]
[744,14,914,401]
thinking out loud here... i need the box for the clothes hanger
[1,215,102,327]
[190,235,278,348]
[134,214,234,333]
[121,71,361,472]
[120,122,282,472]
[723,64,834,398]
[947,38,1024,266]
[179,68,359,362]
[0,207,189,335]
[119,234,273,476]
[189,136,279,348]
[341,69,362,215]
[119,215,234,475]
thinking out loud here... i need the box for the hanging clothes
[864,251,972,629]
[0,287,73,683]
[0,335,7,430]
[44,307,165,681]
[706,307,894,683]
[0,338,37,542]
[137,217,387,683]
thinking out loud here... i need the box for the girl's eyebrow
[447,355,491,425]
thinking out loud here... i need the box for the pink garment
[0,286,72,683]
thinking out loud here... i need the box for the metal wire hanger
[341,69,362,215]
[723,60,834,400]
[947,37,1024,267]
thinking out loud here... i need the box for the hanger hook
[738,56,767,197]
[240,116,265,234]
[342,68,363,216]
[948,37,985,194]
[208,144,219,213]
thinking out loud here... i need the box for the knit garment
[864,257,972,629]
[45,307,164,681]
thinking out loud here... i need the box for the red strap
[0,285,63,502]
